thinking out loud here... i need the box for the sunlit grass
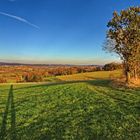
[0,80,139,140]
[57,70,122,81]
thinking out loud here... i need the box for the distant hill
[0,62,103,67]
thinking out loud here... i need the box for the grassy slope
[0,80,140,140]
[57,70,122,81]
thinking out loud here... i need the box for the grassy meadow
[57,70,122,81]
[0,70,140,140]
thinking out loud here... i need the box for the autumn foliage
[0,65,103,83]
[105,7,140,84]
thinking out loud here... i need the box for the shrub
[0,77,7,83]
[22,73,43,82]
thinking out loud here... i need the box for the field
[0,71,140,140]
[57,70,122,81]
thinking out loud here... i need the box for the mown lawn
[0,80,140,140]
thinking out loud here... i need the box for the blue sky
[0,0,139,64]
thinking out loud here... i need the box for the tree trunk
[134,67,138,80]
[126,71,130,84]
[124,61,130,84]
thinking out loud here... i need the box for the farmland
[0,65,101,83]
[0,74,140,139]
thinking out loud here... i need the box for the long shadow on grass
[0,85,16,140]
[13,79,110,92]
[87,80,140,109]
[87,79,111,87]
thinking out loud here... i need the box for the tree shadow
[87,80,140,106]
[13,80,105,92]
[0,85,16,140]
[87,79,111,88]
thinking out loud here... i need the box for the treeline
[47,66,102,76]
[103,62,122,71]
[0,65,102,83]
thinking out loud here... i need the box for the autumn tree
[104,7,140,83]
[103,62,122,71]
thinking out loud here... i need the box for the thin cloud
[9,0,16,2]
[0,11,40,29]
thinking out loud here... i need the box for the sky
[0,0,139,65]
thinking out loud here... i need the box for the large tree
[104,7,140,83]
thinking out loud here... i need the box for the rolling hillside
[0,78,140,140]
[57,70,122,81]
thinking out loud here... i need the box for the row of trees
[47,66,102,76]
[104,7,140,84]
[103,62,122,71]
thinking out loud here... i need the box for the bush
[22,73,43,82]
[0,77,7,83]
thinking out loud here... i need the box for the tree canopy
[104,6,140,83]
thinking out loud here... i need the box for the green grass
[0,80,140,140]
